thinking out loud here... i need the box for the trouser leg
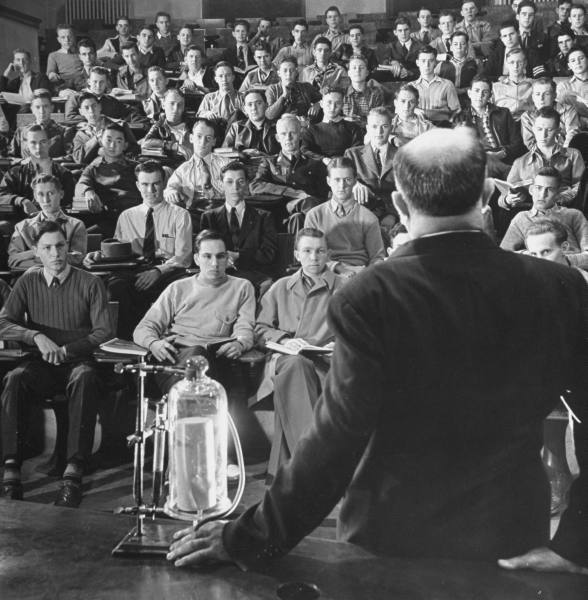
[1,360,61,464]
[65,362,102,467]
[273,355,322,456]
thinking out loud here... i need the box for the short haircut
[26,124,47,137]
[258,17,272,25]
[439,10,455,19]
[77,38,96,52]
[233,19,250,32]
[243,88,267,102]
[121,42,138,53]
[138,24,156,35]
[89,65,111,78]
[292,19,308,29]
[321,86,344,98]
[558,30,575,41]
[517,1,536,14]
[349,24,364,34]
[102,122,126,137]
[185,44,205,56]
[470,74,492,89]
[221,160,248,180]
[505,48,527,61]
[568,47,587,63]
[13,48,31,59]
[33,220,66,245]
[327,156,356,176]
[253,41,272,54]
[279,56,298,69]
[164,88,185,101]
[394,17,411,29]
[348,55,368,67]
[536,166,562,184]
[325,5,341,16]
[295,227,325,248]
[396,83,420,101]
[155,11,171,20]
[135,160,165,180]
[536,105,560,127]
[368,106,393,121]
[313,36,332,49]
[499,19,518,32]
[392,128,486,217]
[570,2,585,13]
[195,229,226,253]
[79,91,101,105]
[462,0,478,6]
[147,65,166,75]
[178,24,194,33]
[451,30,469,43]
[192,116,217,135]
[56,23,74,33]
[532,76,556,93]
[116,15,130,24]
[525,218,568,245]
[214,61,234,74]
[31,89,52,102]
[418,45,438,58]
[32,173,62,191]
[276,113,302,131]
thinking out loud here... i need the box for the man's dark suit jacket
[344,142,397,219]
[223,118,280,155]
[380,39,423,80]
[0,72,52,95]
[223,231,588,569]
[200,204,278,275]
[483,43,545,80]
[137,47,166,70]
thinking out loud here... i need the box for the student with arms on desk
[168,128,588,577]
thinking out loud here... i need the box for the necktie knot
[335,204,346,217]
[50,276,60,288]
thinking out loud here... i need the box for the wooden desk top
[1,500,587,599]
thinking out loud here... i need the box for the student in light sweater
[304,156,386,278]
[0,220,112,508]
[133,229,255,392]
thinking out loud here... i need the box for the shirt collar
[43,264,71,287]
[530,204,561,217]
[225,201,245,219]
[287,266,337,291]
[36,210,69,224]
[329,198,355,214]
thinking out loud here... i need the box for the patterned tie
[422,31,430,45]
[50,276,60,288]
[143,207,156,263]
[237,45,246,71]
[229,207,240,249]
[374,147,383,174]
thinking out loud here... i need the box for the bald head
[392,128,486,216]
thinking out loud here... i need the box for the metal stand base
[112,521,174,557]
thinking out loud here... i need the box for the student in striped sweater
[0,220,112,508]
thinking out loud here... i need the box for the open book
[493,178,533,196]
[265,340,334,356]
[99,338,149,357]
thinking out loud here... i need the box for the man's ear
[562,240,571,252]
[392,190,409,225]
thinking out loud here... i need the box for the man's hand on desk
[83,251,103,267]
[498,546,588,575]
[167,520,232,567]
[84,190,104,213]
[135,268,162,291]
[34,333,66,365]
[150,335,178,363]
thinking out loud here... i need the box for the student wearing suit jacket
[344,107,398,236]
[200,161,278,290]
[374,17,423,83]
[221,20,256,88]
[168,127,588,578]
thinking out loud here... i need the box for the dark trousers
[1,359,103,468]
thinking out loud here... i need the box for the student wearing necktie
[201,161,278,293]
[84,161,192,338]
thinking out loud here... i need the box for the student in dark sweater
[300,87,364,163]
[0,221,112,508]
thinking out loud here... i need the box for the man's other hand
[498,547,588,575]
[135,268,162,291]
[34,333,66,364]
[149,335,178,363]
[216,340,243,359]
[167,521,232,567]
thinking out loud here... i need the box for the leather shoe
[54,479,82,508]
[0,480,23,500]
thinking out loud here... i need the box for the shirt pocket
[214,311,238,337]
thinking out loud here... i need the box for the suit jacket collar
[359,142,395,178]
[391,230,496,260]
